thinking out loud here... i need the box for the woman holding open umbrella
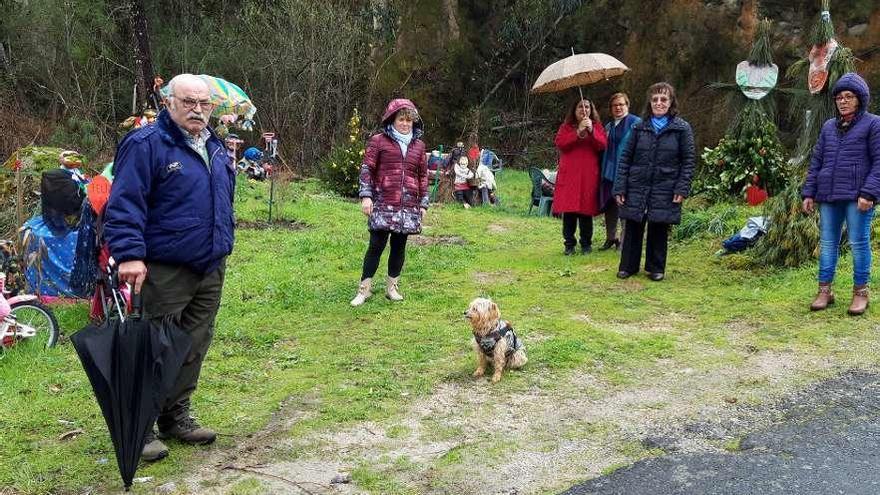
[552,98,607,255]
[613,82,695,281]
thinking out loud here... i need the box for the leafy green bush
[48,116,101,159]
[1,146,67,237]
[320,109,364,198]
[698,119,788,198]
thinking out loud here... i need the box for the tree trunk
[737,0,759,44]
[369,0,387,65]
[442,0,460,42]
[435,168,456,203]
[0,43,9,76]
[128,0,156,112]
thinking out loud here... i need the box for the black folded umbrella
[71,278,191,490]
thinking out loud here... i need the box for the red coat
[552,122,607,216]
[359,130,428,234]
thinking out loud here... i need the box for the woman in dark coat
[612,82,695,281]
[802,72,880,315]
[351,99,428,306]
[552,98,607,255]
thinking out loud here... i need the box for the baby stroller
[65,172,131,322]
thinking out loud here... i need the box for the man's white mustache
[187,114,206,122]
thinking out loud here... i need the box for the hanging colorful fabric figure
[808,37,839,94]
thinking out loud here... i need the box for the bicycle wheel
[10,301,59,349]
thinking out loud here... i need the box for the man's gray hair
[166,74,207,98]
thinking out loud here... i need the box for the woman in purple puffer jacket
[802,72,880,315]
[351,99,429,307]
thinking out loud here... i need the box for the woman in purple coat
[802,72,880,315]
[351,99,429,306]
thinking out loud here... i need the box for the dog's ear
[490,301,500,320]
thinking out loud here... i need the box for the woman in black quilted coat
[612,82,695,281]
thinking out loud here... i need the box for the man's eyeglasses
[835,94,856,103]
[174,96,216,111]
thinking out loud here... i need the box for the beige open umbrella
[531,52,629,94]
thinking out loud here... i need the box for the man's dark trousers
[141,260,225,426]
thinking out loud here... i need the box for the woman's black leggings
[361,230,409,280]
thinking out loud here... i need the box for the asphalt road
[562,371,880,495]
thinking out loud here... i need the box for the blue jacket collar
[156,109,223,149]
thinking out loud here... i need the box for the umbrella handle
[130,292,143,320]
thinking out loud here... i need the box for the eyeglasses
[651,96,670,103]
[174,96,215,111]
[611,103,628,108]
[835,94,856,103]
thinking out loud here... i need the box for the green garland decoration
[752,0,856,268]
[698,18,787,198]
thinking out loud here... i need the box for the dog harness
[475,319,523,357]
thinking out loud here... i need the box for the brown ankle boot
[810,283,834,311]
[848,285,869,316]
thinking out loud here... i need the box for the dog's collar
[473,320,510,342]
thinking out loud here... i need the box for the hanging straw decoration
[748,18,774,67]
[809,0,835,46]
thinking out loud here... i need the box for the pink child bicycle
[0,271,59,350]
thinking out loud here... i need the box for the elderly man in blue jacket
[104,73,235,462]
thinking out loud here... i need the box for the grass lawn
[2,169,879,494]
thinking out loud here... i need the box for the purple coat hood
[802,73,880,202]
[380,98,424,139]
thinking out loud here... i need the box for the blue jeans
[818,201,875,286]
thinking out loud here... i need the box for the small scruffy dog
[465,297,527,383]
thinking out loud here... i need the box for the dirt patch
[487,223,510,234]
[178,336,879,494]
[178,395,337,494]
[582,264,613,274]
[526,332,554,344]
[236,219,309,231]
[609,312,689,335]
[410,234,467,246]
[616,278,646,290]
[473,270,515,285]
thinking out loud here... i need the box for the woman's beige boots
[810,282,834,311]
[386,276,403,301]
[848,285,869,316]
[350,278,373,307]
